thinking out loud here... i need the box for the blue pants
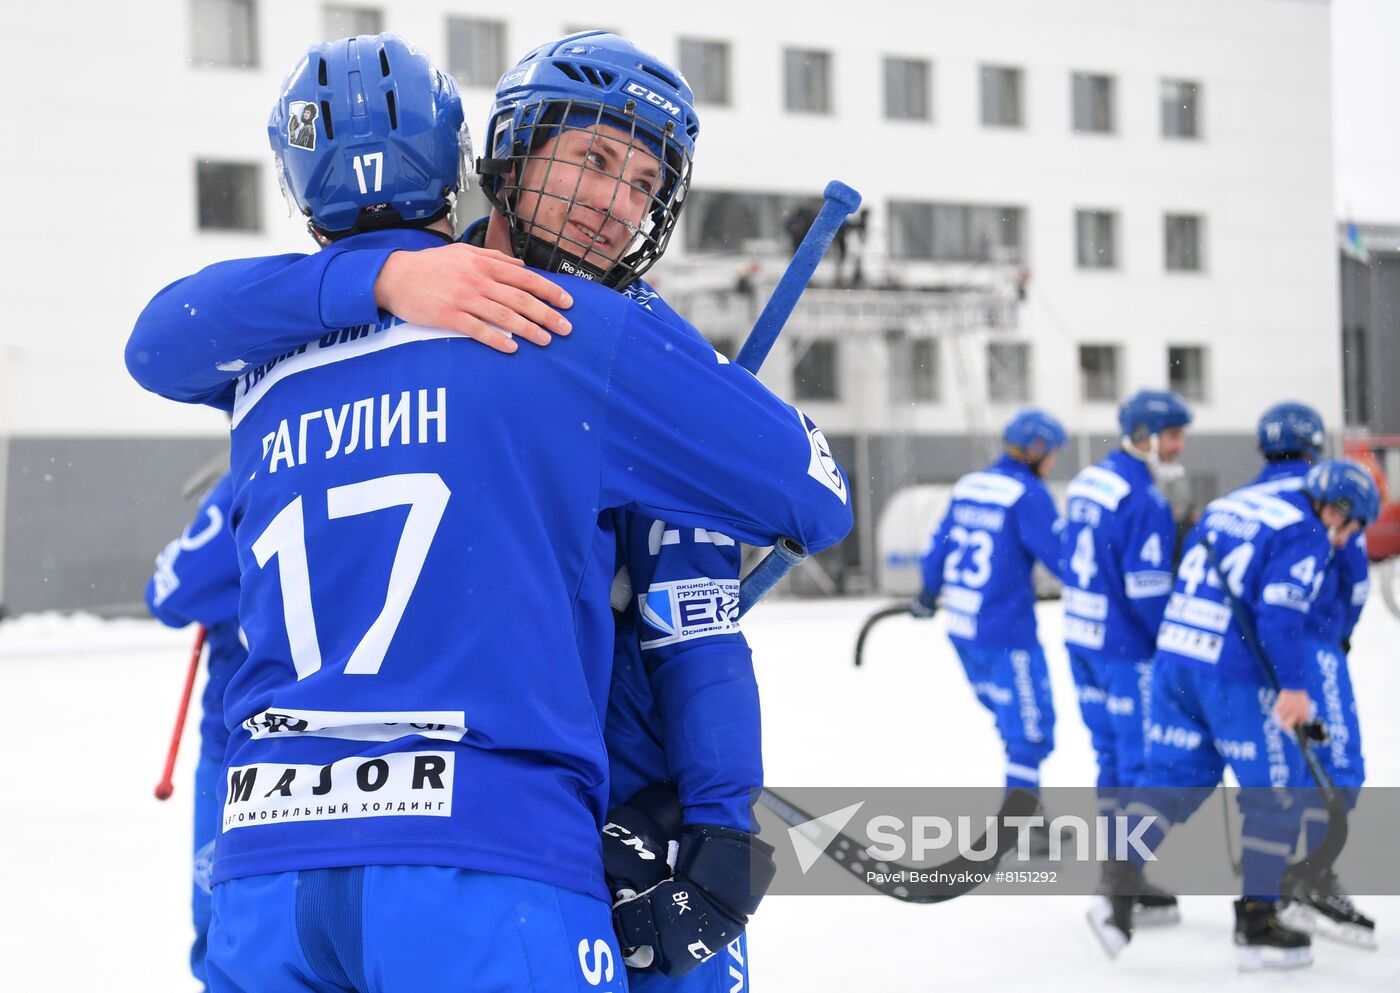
[1127,661,1308,899]
[1298,638,1364,856]
[208,866,628,993]
[1069,652,1149,803]
[629,934,748,993]
[191,750,223,991]
[953,643,1055,791]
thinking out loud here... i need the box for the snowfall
[3,596,1398,992]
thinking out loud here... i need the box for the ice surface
[2,600,1397,991]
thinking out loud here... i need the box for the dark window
[785,49,832,114]
[683,189,824,254]
[1076,209,1118,269]
[190,0,258,67]
[980,65,1022,127]
[196,161,261,232]
[987,342,1031,403]
[1078,345,1120,402]
[1072,72,1114,133]
[1165,214,1204,271]
[323,5,382,38]
[1342,324,1370,427]
[794,339,839,401]
[1168,345,1208,401]
[1162,79,1201,139]
[888,202,1024,264]
[680,39,730,105]
[448,18,506,88]
[884,57,931,121]
[890,334,940,402]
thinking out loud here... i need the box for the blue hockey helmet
[269,34,471,241]
[1302,459,1381,525]
[1257,401,1325,461]
[477,31,700,289]
[1003,409,1067,454]
[1118,389,1192,442]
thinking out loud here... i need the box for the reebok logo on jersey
[638,577,740,649]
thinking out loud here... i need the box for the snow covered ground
[2,600,1397,991]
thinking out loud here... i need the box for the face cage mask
[484,98,692,290]
[277,122,476,244]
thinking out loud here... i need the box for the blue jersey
[145,473,244,753]
[606,514,758,830]
[126,227,852,901]
[918,455,1062,649]
[1156,484,1330,689]
[1247,460,1369,646]
[1061,451,1176,663]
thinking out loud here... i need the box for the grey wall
[0,430,1278,613]
[2,437,228,616]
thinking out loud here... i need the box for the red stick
[154,626,206,801]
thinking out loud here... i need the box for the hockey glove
[603,782,684,900]
[909,589,938,619]
[612,825,777,977]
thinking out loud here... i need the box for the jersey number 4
[252,472,451,679]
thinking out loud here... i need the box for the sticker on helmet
[288,101,319,152]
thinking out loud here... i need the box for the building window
[1164,214,1204,271]
[1168,346,1208,401]
[888,202,1024,264]
[1078,345,1120,402]
[190,0,258,68]
[884,57,931,121]
[680,39,730,106]
[784,49,832,114]
[1071,72,1114,133]
[987,342,1030,403]
[794,339,839,401]
[448,17,506,88]
[683,189,824,254]
[1161,79,1200,139]
[323,5,382,38]
[980,65,1022,127]
[890,334,940,402]
[1342,324,1370,427]
[1076,209,1118,269]
[196,161,261,232]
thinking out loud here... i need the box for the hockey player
[144,472,241,993]
[1248,403,1378,945]
[1062,389,1190,917]
[136,30,780,990]
[1090,459,1377,970]
[127,35,850,992]
[910,410,1066,797]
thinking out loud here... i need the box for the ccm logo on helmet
[623,81,681,117]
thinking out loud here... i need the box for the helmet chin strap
[1121,433,1184,485]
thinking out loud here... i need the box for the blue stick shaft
[734,180,862,374]
[735,180,861,612]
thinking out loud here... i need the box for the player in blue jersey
[911,410,1066,799]
[1245,403,1378,946]
[1062,389,1190,919]
[128,35,849,993]
[144,472,242,992]
[1090,460,1378,970]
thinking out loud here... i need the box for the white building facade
[0,0,1339,608]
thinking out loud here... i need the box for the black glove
[602,782,683,900]
[612,824,776,977]
[1341,637,1352,656]
[909,589,938,619]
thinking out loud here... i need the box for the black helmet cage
[479,97,693,290]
